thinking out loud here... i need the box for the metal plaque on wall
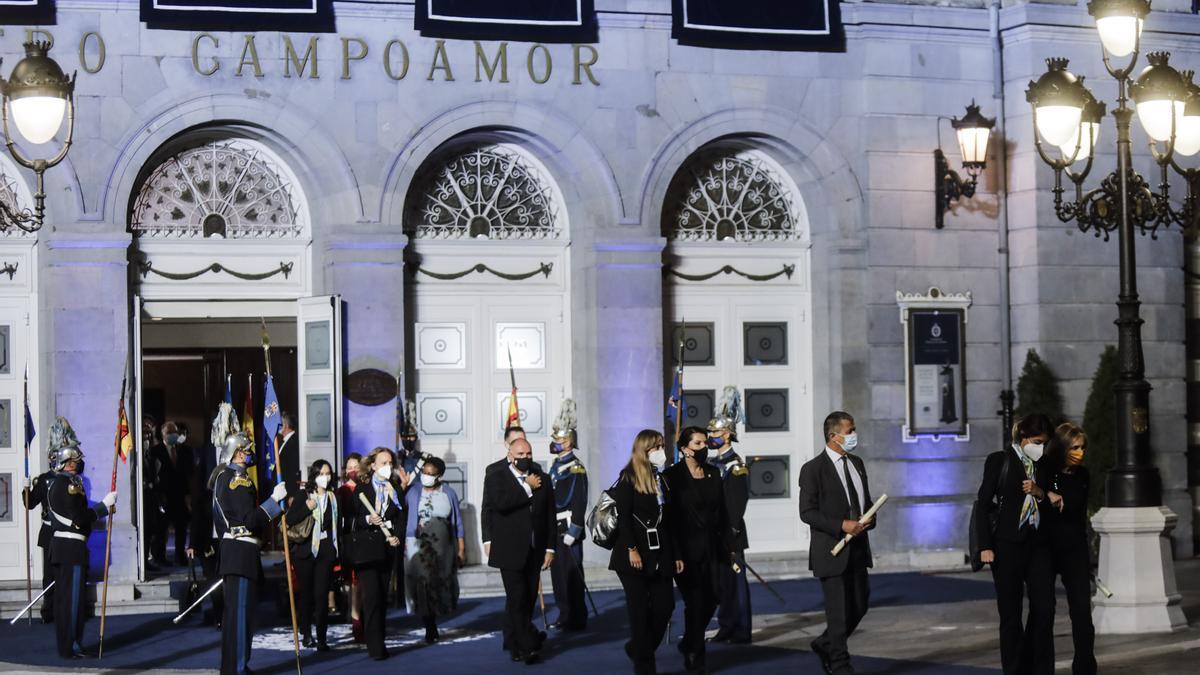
[344,369,398,406]
[306,394,332,442]
[897,288,971,440]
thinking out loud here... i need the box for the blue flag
[263,375,282,482]
[223,375,233,405]
[666,367,684,461]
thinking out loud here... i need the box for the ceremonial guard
[213,431,288,675]
[708,386,753,643]
[23,452,58,623]
[45,417,117,658]
[548,400,588,631]
[397,400,427,475]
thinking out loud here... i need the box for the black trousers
[53,563,86,658]
[1054,542,1096,675]
[675,557,719,662]
[294,540,337,643]
[500,548,543,654]
[815,566,870,675]
[357,557,394,659]
[991,538,1055,675]
[168,514,189,563]
[40,543,55,622]
[618,571,675,675]
[716,554,752,640]
[200,549,225,623]
[220,574,257,675]
[550,539,587,629]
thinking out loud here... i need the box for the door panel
[297,295,342,471]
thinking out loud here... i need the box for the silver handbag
[586,483,619,550]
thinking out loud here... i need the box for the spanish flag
[115,397,132,463]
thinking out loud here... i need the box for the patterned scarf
[373,477,400,518]
[311,491,338,557]
[1014,444,1039,530]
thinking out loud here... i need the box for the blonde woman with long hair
[609,429,684,675]
[347,447,406,661]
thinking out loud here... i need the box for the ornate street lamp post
[0,41,76,232]
[1026,0,1192,633]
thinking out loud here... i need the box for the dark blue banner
[415,1,596,43]
[140,0,334,32]
[0,0,55,25]
[672,0,843,52]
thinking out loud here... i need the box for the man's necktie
[842,456,862,520]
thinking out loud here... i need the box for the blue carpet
[0,573,999,673]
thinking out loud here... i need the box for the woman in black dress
[1043,423,1097,675]
[285,459,340,651]
[347,447,408,660]
[665,426,730,673]
[610,429,684,675]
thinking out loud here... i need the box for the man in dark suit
[483,437,556,664]
[481,425,527,558]
[277,412,302,495]
[799,411,875,675]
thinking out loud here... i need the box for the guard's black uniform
[46,470,110,658]
[549,451,588,630]
[213,463,282,675]
[713,446,752,642]
[23,470,57,622]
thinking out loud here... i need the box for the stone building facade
[0,0,1195,584]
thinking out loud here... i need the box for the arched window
[663,147,804,243]
[130,139,306,239]
[406,143,565,240]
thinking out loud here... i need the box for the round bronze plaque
[344,368,398,406]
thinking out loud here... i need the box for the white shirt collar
[825,445,849,464]
[283,430,295,444]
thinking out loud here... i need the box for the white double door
[667,256,812,554]
[409,243,571,551]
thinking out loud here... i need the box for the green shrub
[1015,349,1066,426]
[1081,345,1118,513]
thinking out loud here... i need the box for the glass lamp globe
[1131,52,1186,143]
[1026,59,1088,148]
[1,41,74,145]
[1088,0,1150,59]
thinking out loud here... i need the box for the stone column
[322,231,407,456]
[43,231,137,586]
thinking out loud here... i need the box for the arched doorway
[662,141,814,554]
[403,135,573,561]
[127,134,339,578]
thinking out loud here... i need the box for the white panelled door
[297,295,343,471]
[0,278,38,582]
[667,247,812,555]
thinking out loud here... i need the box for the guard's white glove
[563,534,576,547]
[102,491,118,508]
[271,482,289,502]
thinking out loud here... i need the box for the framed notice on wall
[897,287,971,441]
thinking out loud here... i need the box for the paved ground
[1,559,1197,673]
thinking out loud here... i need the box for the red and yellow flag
[115,401,132,463]
[506,388,520,429]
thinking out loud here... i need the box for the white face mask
[841,432,859,452]
[648,449,667,469]
[314,475,331,489]
[1021,442,1044,462]
[420,474,439,488]
[375,465,392,481]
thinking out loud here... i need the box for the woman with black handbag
[285,459,340,651]
[664,426,730,674]
[610,429,684,675]
[347,447,409,660]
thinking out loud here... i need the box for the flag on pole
[243,374,258,488]
[224,374,233,405]
[505,346,520,429]
[666,366,685,428]
[263,375,282,480]
[23,368,34,480]
[115,398,133,464]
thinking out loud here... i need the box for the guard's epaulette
[731,464,749,477]
[230,475,254,489]
[570,464,587,475]
[67,478,83,495]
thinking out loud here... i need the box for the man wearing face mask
[483,437,556,664]
[481,425,527,653]
[973,414,1056,675]
[214,431,289,674]
[156,420,195,566]
[707,386,752,644]
[547,400,588,632]
[799,411,876,675]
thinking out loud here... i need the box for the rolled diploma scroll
[831,493,888,556]
[358,492,395,533]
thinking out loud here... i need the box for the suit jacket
[972,449,1052,551]
[346,479,405,565]
[798,450,874,578]
[213,464,282,579]
[480,456,510,545]
[608,469,680,577]
[714,448,750,552]
[483,463,556,571]
[47,471,109,566]
[278,433,302,494]
[664,461,730,563]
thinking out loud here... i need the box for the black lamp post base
[1106,466,1164,508]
